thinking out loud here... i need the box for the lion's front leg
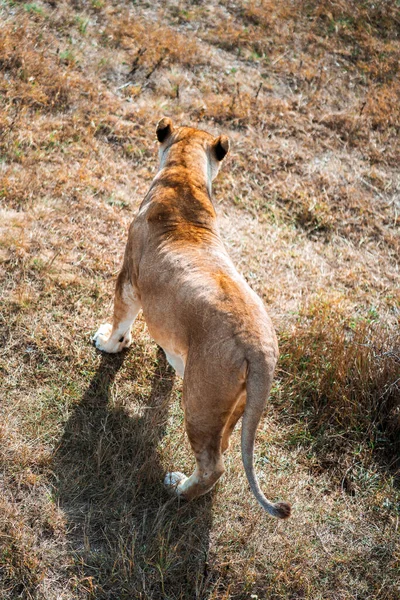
[93,270,141,353]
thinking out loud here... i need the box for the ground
[0,1,399,599]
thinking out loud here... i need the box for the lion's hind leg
[165,355,244,501]
[221,390,246,453]
[165,418,225,501]
[93,270,141,353]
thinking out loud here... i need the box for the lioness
[93,118,291,519]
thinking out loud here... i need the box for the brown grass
[277,300,400,453]
[1,0,399,598]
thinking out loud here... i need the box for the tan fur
[93,118,291,518]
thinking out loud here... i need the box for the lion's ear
[212,135,230,161]
[156,117,174,143]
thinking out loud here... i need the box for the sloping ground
[0,1,399,599]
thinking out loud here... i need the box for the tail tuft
[272,501,291,519]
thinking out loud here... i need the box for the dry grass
[1,0,399,598]
[277,300,400,462]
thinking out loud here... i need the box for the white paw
[164,471,188,496]
[92,323,113,350]
[92,323,132,353]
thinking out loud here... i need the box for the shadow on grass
[53,348,214,600]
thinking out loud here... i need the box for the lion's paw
[92,323,113,350]
[164,471,188,496]
[92,323,132,353]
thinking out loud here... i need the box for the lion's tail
[241,359,291,519]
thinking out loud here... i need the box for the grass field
[1,1,399,598]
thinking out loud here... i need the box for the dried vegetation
[0,0,399,598]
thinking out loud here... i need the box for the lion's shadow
[53,348,214,599]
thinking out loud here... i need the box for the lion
[93,118,291,519]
